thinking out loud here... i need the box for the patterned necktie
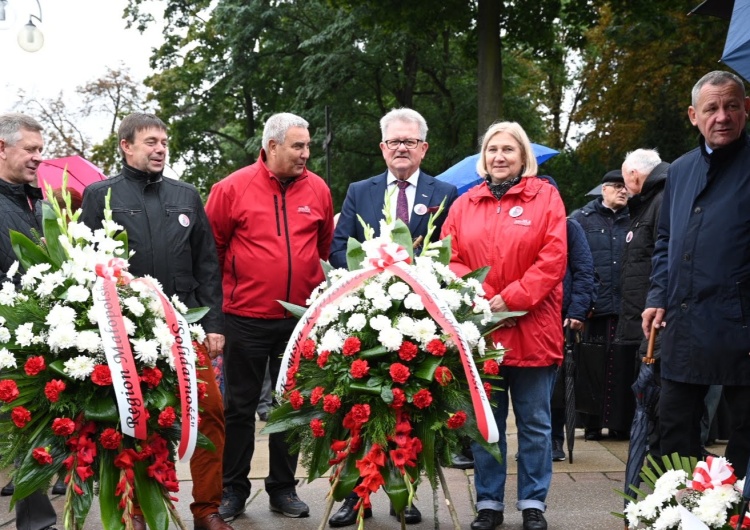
[396,180,410,224]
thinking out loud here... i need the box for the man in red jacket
[205,113,334,522]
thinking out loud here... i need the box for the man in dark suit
[329,108,458,270]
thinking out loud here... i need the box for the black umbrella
[689,0,733,19]
[564,327,578,464]
[623,324,660,504]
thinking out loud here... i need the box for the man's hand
[204,333,225,359]
[641,308,666,339]
[564,318,584,331]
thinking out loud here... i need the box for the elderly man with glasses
[328,108,458,271]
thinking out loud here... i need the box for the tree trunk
[477,0,502,138]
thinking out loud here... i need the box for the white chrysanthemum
[634,493,661,521]
[403,293,425,311]
[123,297,146,317]
[317,305,340,327]
[396,316,417,337]
[132,338,160,366]
[0,327,10,343]
[67,221,94,242]
[0,348,17,370]
[35,270,67,297]
[319,328,345,353]
[48,323,79,351]
[129,280,151,296]
[414,318,438,343]
[460,322,481,347]
[20,263,52,288]
[363,282,383,301]
[472,297,493,324]
[170,295,188,315]
[337,295,360,313]
[371,295,392,312]
[189,324,206,344]
[388,282,410,300]
[346,313,367,332]
[76,330,102,354]
[306,282,327,305]
[0,282,16,306]
[623,500,642,527]
[735,477,746,494]
[147,297,165,318]
[122,316,136,336]
[15,322,34,347]
[654,470,688,497]
[694,486,736,527]
[477,337,487,357]
[65,284,91,303]
[439,289,463,310]
[465,278,486,297]
[32,330,46,345]
[46,304,77,328]
[87,306,100,325]
[153,320,175,350]
[432,262,459,283]
[63,355,95,380]
[369,314,392,331]
[5,261,19,280]
[61,249,97,284]
[652,504,681,530]
[378,327,403,351]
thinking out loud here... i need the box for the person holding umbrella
[441,121,567,530]
[642,70,750,479]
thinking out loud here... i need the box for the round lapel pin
[178,214,190,227]
[509,206,523,218]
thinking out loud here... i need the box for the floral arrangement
[623,453,750,529]
[0,187,210,530]
[264,204,518,526]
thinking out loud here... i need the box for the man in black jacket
[0,112,57,530]
[80,113,231,530]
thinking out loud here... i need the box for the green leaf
[69,468,95,529]
[321,259,335,286]
[461,266,490,284]
[11,431,62,505]
[332,447,364,501]
[183,306,209,324]
[278,301,307,319]
[415,420,436,488]
[48,359,68,378]
[346,238,366,271]
[349,381,382,395]
[359,345,388,359]
[115,230,129,259]
[383,458,410,513]
[413,355,442,381]
[99,450,125,530]
[261,404,319,434]
[84,395,119,423]
[148,385,178,411]
[42,202,67,267]
[10,230,51,272]
[434,234,452,265]
[134,460,170,530]
[391,221,415,262]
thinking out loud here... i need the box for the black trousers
[222,315,299,499]
[16,490,56,530]
[660,378,750,478]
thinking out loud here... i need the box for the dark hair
[117,113,167,157]
[52,187,83,213]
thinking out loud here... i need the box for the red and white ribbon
[92,277,147,440]
[276,244,499,443]
[689,455,736,492]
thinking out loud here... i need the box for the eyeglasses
[603,183,626,191]
[383,138,422,150]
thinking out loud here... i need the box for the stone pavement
[0,418,727,530]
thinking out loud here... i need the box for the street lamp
[17,0,43,53]
[0,0,18,31]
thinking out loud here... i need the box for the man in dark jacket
[80,113,230,530]
[570,170,630,439]
[0,113,57,530]
[643,70,750,477]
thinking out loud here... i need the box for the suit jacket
[329,170,458,269]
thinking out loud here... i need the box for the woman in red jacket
[441,122,567,530]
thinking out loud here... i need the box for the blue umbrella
[436,143,559,195]
[721,0,750,82]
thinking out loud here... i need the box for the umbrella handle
[644,322,658,365]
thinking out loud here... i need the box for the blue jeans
[472,365,557,513]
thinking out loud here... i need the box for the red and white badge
[178,214,190,227]
[413,204,428,216]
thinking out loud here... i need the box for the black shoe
[51,476,66,495]
[0,479,13,496]
[329,496,372,527]
[552,439,566,462]
[470,509,504,530]
[584,428,602,441]
[218,487,247,521]
[390,503,421,524]
[522,508,547,530]
[608,429,629,440]
[450,452,475,470]
[269,490,310,518]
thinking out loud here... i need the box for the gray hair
[691,71,746,107]
[379,108,428,141]
[476,121,538,178]
[623,148,661,175]
[0,113,43,146]
[262,113,309,150]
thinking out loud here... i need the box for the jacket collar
[0,178,43,202]
[468,176,544,204]
[121,162,163,183]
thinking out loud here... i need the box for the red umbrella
[37,156,107,198]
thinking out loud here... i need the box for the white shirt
[386,170,420,223]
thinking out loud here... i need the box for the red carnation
[44,379,66,402]
[289,390,304,410]
[345,404,371,428]
[0,379,19,402]
[140,367,163,388]
[447,411,467,429]
[301,339,317,360]
[32,447,53,465]
[317,350,330,368]
[286,364,298,383]
[91,365,112,386]
[389,363,410,384]
[412,389,433,409]
[24,356,46,376]
[310,386,325,405]
[158,407,176,427]
[323,394,342,414]
[310,418,325,437]
[483,359,500,375]
[483,382,492,396]
[434,366,453,386]
[398,341,418,362]
[730,514,750,529]
[100,428,123,450]
[52,417,76,436]
[342,337,361,356]
[11,406,31,428]
[350,359,370,379]
[391,388,406,408]
[426,339,447,356]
